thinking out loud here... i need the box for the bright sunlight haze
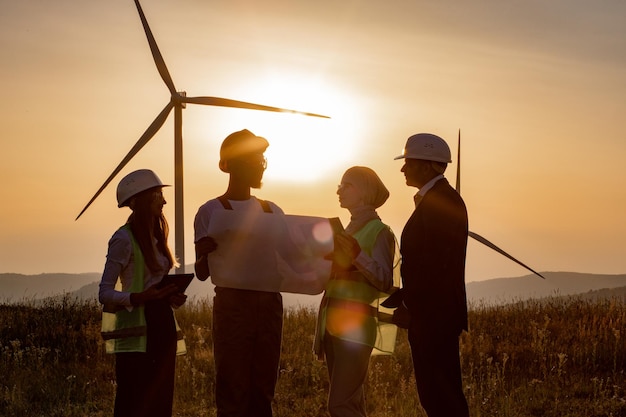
[1,1,625,283]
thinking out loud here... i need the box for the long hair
[127,187,176,272]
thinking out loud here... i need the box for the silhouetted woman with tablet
[99,169,187,417]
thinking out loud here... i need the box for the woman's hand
[327,232,361,269]
[335,232,361,260]
[169,292,188,309]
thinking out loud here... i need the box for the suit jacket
[400,178,469,334]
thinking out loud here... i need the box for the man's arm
[194,236,216,281]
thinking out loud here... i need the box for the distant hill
[465,272,626,305]
[0,272,100,303]
[0,271,321,309]
[571,285,626,301]
[2,271,625,308]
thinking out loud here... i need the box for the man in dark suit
[394,133,469,417]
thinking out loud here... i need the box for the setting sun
[225,72,363,183]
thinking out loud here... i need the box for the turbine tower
[76,0,329,271]
[456,130,544,279]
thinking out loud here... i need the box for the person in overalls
[194,129,284,417]
[99,169,187,417]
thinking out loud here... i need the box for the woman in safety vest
[314,166,397,417]
[99,169,187,417]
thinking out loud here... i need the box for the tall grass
[1,295,624,416]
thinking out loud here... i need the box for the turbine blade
[469,231,545,279]
[133,0,177,96]
[183,96,330,119]
[455,129,461,193]
[75,102,174,220]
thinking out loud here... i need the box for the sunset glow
[226,72,362,182]
[1,1,624,282]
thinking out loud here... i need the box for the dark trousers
[213,287,283,417]
[324,333,372,417]
[408,323,469,417]
[114,300,177,417]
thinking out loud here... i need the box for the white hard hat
[394,133,452,163]
[116,169,169,208]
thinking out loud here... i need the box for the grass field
[1,295,624,416]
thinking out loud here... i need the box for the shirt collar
[416,174,444,198]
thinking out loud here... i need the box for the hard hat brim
[117,184,171,208]
[393,153,451,163]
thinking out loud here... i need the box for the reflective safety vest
[316,219,399,356]
[101,224,186,355]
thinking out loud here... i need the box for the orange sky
[1,0,625,282]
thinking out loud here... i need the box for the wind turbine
[75,0,329,271]
[456,130,545,279]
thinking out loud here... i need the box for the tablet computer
[157,273,194,293]
[329,217,344,235]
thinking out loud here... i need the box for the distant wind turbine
[456,130,545,279]
[76,0,329,271]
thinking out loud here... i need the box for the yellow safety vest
[101,225,186,355]
[317,219,399,356]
